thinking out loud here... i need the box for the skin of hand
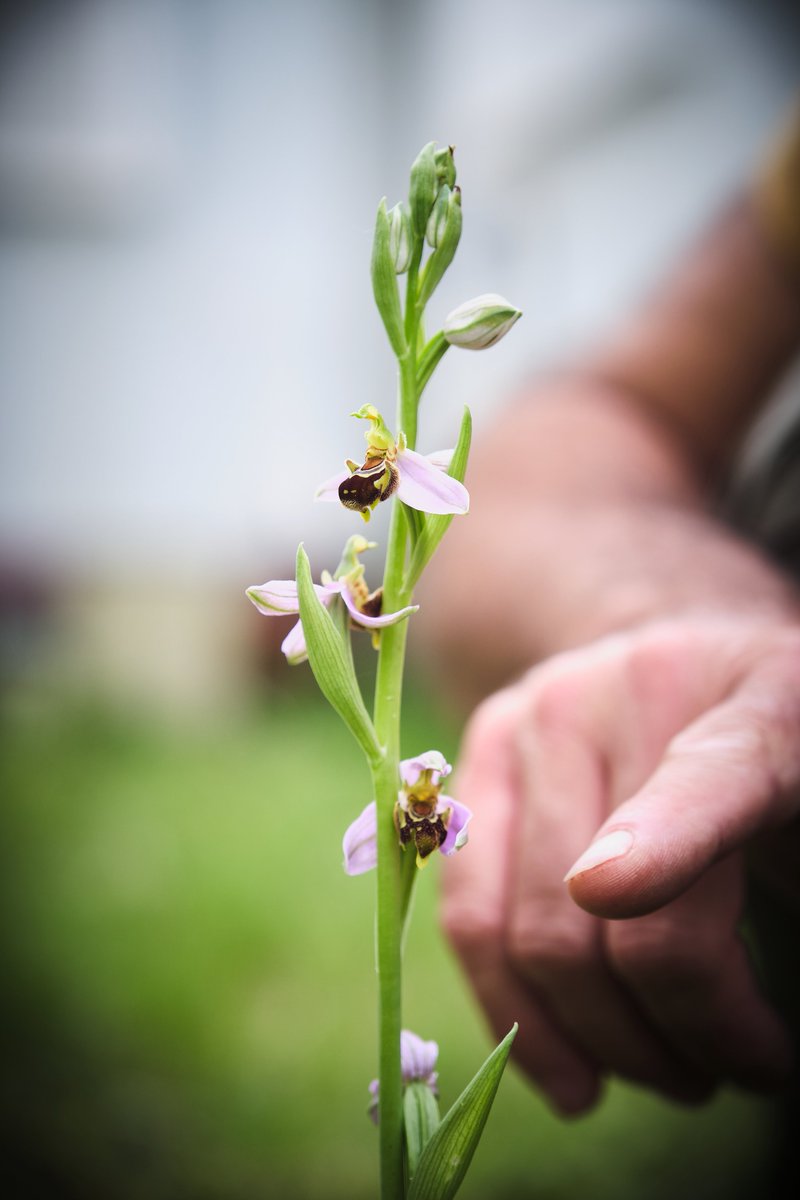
[440,613,800,1115]
[422,194,800,1115]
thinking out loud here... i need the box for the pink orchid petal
[246,579,300,614]
[368,1078,380,1124]
[396,447,469,515]
[370,1031,438,1125]
[315,467,350,502]
[437,795,472,855]
[425,449,454,471]
[280,618,309,665]
[343,801,378,875]
[400,1030,439,1083]
[247,578,337,615]
[339,585,419,629]
[400,751,452,786]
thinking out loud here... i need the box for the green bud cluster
[370,141,519,375]
[371,141,464,360]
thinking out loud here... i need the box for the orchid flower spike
[316,405,469,521]
[246,535,418,664]
[342,749,472,874]
[368,1029,439,1124]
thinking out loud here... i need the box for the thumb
[564,680,800,918]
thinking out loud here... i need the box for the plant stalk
[373,236,423,1198]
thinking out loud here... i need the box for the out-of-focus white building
[1,0,797,711]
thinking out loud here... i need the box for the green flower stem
[372,501,413,1200]
[399,238,424,449]
[373,241,425,1199]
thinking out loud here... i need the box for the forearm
[588,197,800,478]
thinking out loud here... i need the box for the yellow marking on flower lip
[405,787,439,820]
[346,573,370,605]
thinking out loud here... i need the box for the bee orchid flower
[368,1029,439,1124]
[316,405,468,519]
[343,750,472,874]
[246,535,417,665]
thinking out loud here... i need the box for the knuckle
[461,688,519,757]
[522,668,586,738]
[624,630,684,696]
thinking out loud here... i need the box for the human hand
[441,617,799,1114]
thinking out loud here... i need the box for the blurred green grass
[0,680,777,1199]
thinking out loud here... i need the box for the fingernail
[564,829,634,882]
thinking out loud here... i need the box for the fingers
[505,665,712,1102]
[441,690,600,1115]
[443,625,800,1111]
[449,923,603,1116]
[443,672,708,1110]
[567,644,800,919]
[605,855,793,1090]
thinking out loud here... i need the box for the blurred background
[1,1,798,1196]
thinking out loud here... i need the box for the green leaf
[407,1025,517,1200]
[405,406,471,588]
[295,544,383,767]
[372,199,408,359]
[404,1082,441,1179]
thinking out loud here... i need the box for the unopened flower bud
[387,202,412,273]
[434,144,456,189]
[426,185,451,249]
[416,187,462,309]
[408,141,438,237]
[443,293,522,350]
[371,198,407,358]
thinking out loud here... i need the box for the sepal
[372,199,408,358]
[409,142,438,237]
[426,185,451,249]
[406,1025,518,1199]
[434,144,456,189]
[417,187,462,310]
[295,544,383,766]
[388,201,413,273]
